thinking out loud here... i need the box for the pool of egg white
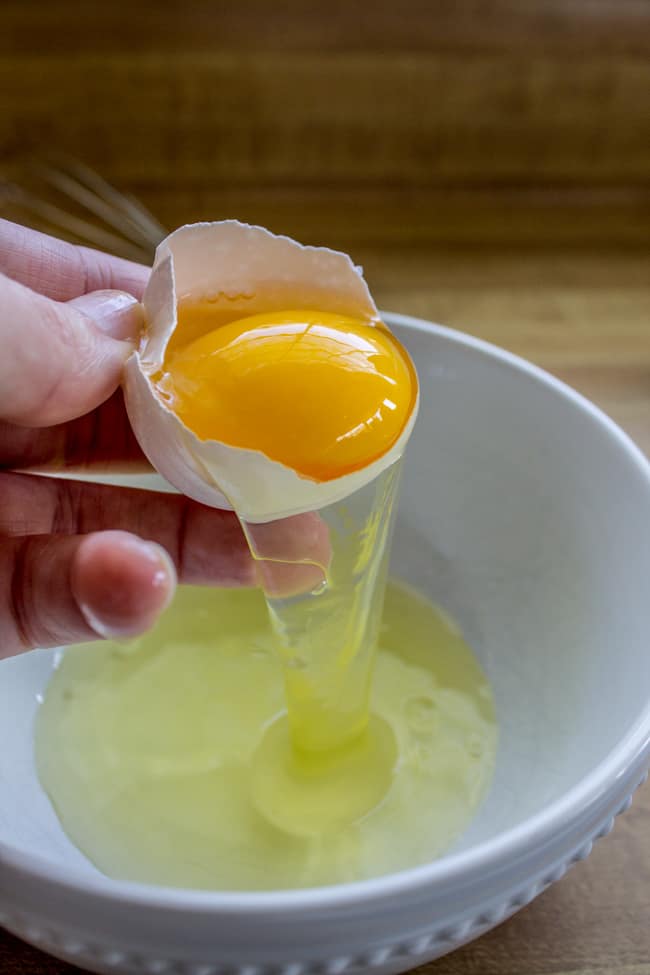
[35,580,497,891]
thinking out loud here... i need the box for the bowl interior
[1,318,650,882]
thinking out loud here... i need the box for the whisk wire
[0,156,166,264]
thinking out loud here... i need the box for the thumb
[0,272,143,427]
[67,289,144,341]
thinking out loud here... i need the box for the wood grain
[1,1,649,972]
[4,0,650,55]
[3,0,650,247]
[103,186,650,249]
[2,52,649,189]
[2,1,650,206]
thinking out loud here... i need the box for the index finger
[0,390,148,472]
[0,218,150,301]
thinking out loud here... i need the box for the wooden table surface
[1,1,649,972]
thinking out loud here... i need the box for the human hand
[0,219,327,658]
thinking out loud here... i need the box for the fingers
[67,289,144,341]
[0,515,331,658]
[0,474,334,654]
[0,473,256,587]
[0,219,149,300]
[0,390,148,471]
[71,533,175,640]
[246,514,332,565]
[0,531,176,657]
[0,474,332,597]
[0,272,141,426]
[0,475,333,594]
[245,513,332,597]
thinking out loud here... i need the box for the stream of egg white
[226,461,404,832]
[240,463,401,743]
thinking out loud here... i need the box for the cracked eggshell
[123,221,418,522]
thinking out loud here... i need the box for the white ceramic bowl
[1,316,649,975]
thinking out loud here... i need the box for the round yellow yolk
[159,308,416,482]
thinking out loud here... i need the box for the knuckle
[77,246,113,294]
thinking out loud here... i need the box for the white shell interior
[2,318,650,882]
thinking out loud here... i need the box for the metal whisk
[0,155,166,264]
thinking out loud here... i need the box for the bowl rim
[3,313,650,917]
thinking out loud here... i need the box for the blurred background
[3,0,649,247]
[4,2,648,451]
[2,5,649,430]
[1,4,650,973]
[1,0,649,438]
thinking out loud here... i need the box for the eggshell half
[123,221,418,522]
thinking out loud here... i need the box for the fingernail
[78,600,124,640]
[134,540,177,607]
[78,537,176,639]
[68,289,144,341]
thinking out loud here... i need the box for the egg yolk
[157,307,416,482]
